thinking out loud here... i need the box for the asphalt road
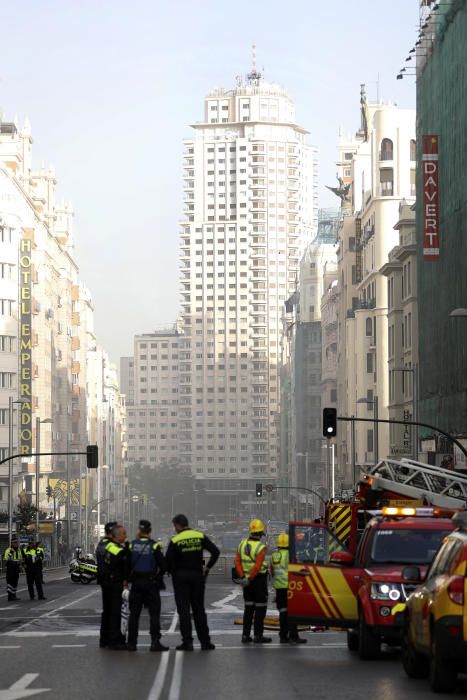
[0,569,466,699]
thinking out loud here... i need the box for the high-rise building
[179,68,318,508]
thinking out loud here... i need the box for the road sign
[70,512,77,522]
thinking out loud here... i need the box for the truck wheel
[358,612,379,660]
[429,636,457,693]
[347,629,359,652]
[401,622,429,678]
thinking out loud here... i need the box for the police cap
[138,519,152,534]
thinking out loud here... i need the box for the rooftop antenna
[247,42,262,85]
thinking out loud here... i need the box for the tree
[16,503,38,534]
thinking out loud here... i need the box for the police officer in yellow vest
[270,533,306,644]
[3,539,23,601]
[22,538,46,601]
[166,514,220,651]
[235,519,271,644]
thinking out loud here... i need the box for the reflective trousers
[275,588,299,640]
[6,562,20,600]
[128,578,161,646]
[25,567,43,600]
[173,569,211,645]
[100,582,125,647]
[242,573,268,638]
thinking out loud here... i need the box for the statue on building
[325,175,351,202]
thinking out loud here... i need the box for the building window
[367,429,374,453]
[366,353,373,373]
[380,168,393,196]
[410,139,416,161]
[380,138,393,160]
[410,169,416,196]
[365,317,373,336]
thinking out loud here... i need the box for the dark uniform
[4,542,23,601]
[127,535,166,651]
[99,539,128,649]
[166,526,219,649]
[22,542,45,600]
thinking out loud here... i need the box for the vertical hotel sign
[19,237,32,454]
[422,135,440,260]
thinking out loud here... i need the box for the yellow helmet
[276,533,289,548]
[249,519,265,534]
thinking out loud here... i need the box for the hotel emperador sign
[19,236,33,455]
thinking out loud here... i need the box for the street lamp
[357,396,379,464]
[35,417,53,535]
[449,308,467,318]
[7,398,28,546]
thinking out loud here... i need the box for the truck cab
[288,507,455,659]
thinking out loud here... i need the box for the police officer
[235,519,271,644]
[99,524,129,650]
[166,513,219,651]
[95,521,118,648]
[270,533,306,645]
[22,538,46,601]
[3,539,23,601]
[127,519,168,652]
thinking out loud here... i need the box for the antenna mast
[247,43,262,85]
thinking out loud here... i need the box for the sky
[0,0,419,364]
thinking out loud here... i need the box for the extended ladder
[364,458,467,509]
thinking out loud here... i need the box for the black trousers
[6,562,20,600]
[275,588,299,640]
[25,567,43,600]
[173,569,210,645]
[128,578,161,646]
[242,574,268,638]
[100,582,125,647]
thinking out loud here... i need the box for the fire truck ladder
[365,458,467,509]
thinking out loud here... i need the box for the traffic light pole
[337,416,467,459]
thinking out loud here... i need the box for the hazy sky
[0,0,418,364]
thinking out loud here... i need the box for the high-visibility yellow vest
[238,538,267,576]
[270,548,288,589]
[4,547,22,562]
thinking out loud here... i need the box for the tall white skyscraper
[179,67,318,504]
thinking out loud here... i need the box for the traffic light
[86,444,99,469]
[323,407,337,438]
[256,483,263,498]
[45,485,52,499]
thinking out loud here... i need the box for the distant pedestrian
[127,520,168,652]
[166,514,219,651]
[99,524,129,650]
[235,519,271,644]
[3,539,23,601]
[22,538,46,601]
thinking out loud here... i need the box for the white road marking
[146,652,170,700]
[209,588,242,612]
[5,589,98,634]
[168,651,184,700]
[0,645,21,649]
[52,644,86,648]
[168,609,178,634]
[0,672,50,700]
[0,607,19,611]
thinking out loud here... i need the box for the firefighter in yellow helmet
[270,533,306,644]
[235,519,271,644]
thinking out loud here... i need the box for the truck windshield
[370,528,450,565]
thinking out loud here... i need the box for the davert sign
[422,134,440,260]
[19,237,33,454]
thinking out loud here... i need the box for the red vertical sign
[422,134,440,260]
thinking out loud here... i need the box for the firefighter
[3,539,23,601]
[166,513,219,651]
[99,524,129,650]
[22,538,46,601]
[270,533,306,645]
[127,519,168,652]
[235,519,271,644]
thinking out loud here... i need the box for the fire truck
[288,457,467,659]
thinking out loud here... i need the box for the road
[0,569,466,699]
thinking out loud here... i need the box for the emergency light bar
[375,506,458,518]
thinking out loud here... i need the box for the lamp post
[8,397,27,546]
[35,417,53,535]
[296,453,309,520]
[449,308,467,318]
[357,396,379,464]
